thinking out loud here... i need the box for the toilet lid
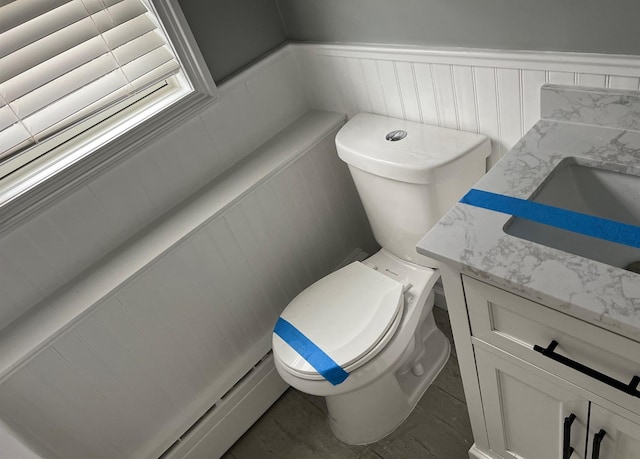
[273,262,404,379]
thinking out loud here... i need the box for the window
[0,0,216,226]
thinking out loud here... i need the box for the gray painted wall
[178,0,640,83]
[179,0,287,82]
[277,0,640,56]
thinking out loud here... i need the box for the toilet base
[325,312,450,445]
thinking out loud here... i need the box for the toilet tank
[335,113,491,267]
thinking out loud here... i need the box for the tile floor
[224,308,474,458]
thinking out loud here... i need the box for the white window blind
[0,0,181,164]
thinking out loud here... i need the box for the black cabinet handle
[591,429,606,459]
[563,413,576,459]
[533,340,640,398]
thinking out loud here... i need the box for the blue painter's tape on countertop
[460,189,640,249]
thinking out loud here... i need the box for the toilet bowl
[272,113,491,445]
[273,249,447,444]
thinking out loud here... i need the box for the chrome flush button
[385,130,407,142]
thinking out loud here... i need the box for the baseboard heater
[159,352,288,459]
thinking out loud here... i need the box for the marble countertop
[417,85,640,343]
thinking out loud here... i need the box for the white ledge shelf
[0,109,346,382]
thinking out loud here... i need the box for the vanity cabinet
[587,404,640,459]
[475,345,589,459]
[459,276,640,459]
[414,84,640,459]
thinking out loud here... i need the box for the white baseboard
[469,443,497,459]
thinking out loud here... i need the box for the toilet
[272,113,491,445]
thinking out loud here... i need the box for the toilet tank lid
[335,113,490,184]
[273,262,403,376]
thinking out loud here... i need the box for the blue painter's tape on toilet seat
[274,317,349,386]
[460,189,640,249]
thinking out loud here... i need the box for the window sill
[0,88,216,236]
[0,0,218,235]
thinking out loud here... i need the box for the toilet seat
[273,261,404,381]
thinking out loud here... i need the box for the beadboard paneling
[293,43,640,167]
[0,48,309,330]
[0,129,374,459]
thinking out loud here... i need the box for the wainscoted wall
[0,117,374,458]
[0,46,374,458]
[292,43,640,167]
[0,48,307,330]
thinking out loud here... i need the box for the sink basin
[505,157,640,269]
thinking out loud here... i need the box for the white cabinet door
[476,345,590,459]
[587,403,640,459]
